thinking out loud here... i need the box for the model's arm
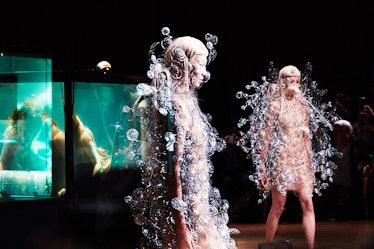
[168,124,194,249]
[303,109,315,179]
[259,102,276,190]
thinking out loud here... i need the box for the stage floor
[230,220,374,249]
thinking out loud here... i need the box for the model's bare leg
[298,189,315,249]
[265,190,287,242]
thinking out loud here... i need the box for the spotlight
[96,61,112,71]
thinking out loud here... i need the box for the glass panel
[73,82,144,199]
[0,53,53,199]
[51,81,66,197]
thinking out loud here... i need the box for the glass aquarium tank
[73,82,143,167]
[70,72,145,200]
[0,52,55,199]
[0,53,146,201]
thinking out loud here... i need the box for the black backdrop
[1,0,373,133]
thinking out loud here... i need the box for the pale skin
[51,121,67,196]
[78,125,103,176]
[260,74,316,249]
[73,115,104,177]
[168,54,207,249]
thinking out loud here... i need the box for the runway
[230,220,374,249]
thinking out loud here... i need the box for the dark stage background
[0,1,373,248]
[1,0,373,134]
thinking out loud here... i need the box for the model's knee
[271,205,285,216]
[301,199,314,212]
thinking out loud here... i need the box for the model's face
[190,54,208,89]
[285,76,300,87]
[284,76,301,95]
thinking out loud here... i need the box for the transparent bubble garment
[125,27,238,249]
[236,62,341,203]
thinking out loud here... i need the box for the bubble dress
[263,95,315,196]
[125,44,238,248]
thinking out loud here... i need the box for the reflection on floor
[23,219,374,249]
